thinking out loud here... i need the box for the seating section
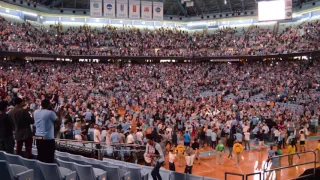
[0,160,34,180]
[58,151,221,180]
[0,151,76,180]
[1,150,220,180]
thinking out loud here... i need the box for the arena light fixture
[23,11,38,17]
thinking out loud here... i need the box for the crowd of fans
[0,15,320,57]
[0,59,319,151]
[0,14,320,178]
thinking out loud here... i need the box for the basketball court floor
[162,136,320,180]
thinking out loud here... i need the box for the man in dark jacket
[0,101,14,153]
[227,136,235,158]
[8,98,34,158]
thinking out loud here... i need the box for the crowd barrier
[224,150,317,180]
[55,139,146,162]
[1,50,320,62]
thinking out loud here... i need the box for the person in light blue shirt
[234,132,243,143]
[84,109,92,122]
[183,131,191,146]
[34,99,59,163]
[110,128,120,143]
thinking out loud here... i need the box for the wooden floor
[162,137,320,180]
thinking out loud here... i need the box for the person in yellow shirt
[176,142,185,167]
[315,139,320,163]
[288,141,296,166]
[233,142,243,166]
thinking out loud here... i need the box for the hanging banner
[90,0,103,17]
[129,0,140,19]
[104,0,115,18]
[285,0,292,20]
[153,1,163,20]
[141,1,152,20]
[117,0,128,18]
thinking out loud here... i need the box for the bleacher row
[0,149,219,180]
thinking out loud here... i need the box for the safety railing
[245,172,262,180]
[224,150,317,180]
[262,150,317,180]
[224,172,244,180]
[55,138,146,160]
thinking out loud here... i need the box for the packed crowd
[0,58,320,179]
[0,59,319,142]
[0,15,320,57]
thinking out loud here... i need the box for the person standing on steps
[8,98,34,159]
[34,99,61,163]
[0,101,14,154]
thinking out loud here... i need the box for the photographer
[34,99,61,163]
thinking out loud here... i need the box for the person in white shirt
[93,125,101,159]
[184,150,195,174]
[262,124,269,134]
[136,128,144,145]
[244,130,251,150]
[211,130,217,149]
[126,131,135,144]
[299,129,306,152]
[166,125,173,140]
[242,122,250,133]
[205,127,212,147]
[94,125,101,143]
[273,128,280,143]
[168,148,176,171]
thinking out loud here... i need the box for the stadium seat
[0,160,34,180]
[5,153,23,165]
[69,156,86,165]
[121,166,148,180]
[170,171,187,180]
[160,169,171,180]
[187,174,204,180]
[55,151,69,157]
[56,158,76,170]
[102,158,115,164]
[112,160,127,166]
[0,151,6,160]
[73,163,107,180]
[99,165,130,180]
[55,154,70,162]
[37,161,76,180]
[83,158,103,169]
[20,157,44,180]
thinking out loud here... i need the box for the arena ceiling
[38,0,316,17]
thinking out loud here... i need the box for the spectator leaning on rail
[8,98,34,159]
[34,99,61,163]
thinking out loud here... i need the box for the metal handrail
[55,138,145,147]
[262,150,317,180]
[56,140,146,152]
[225,172,244,180]
[245,172,261,180]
